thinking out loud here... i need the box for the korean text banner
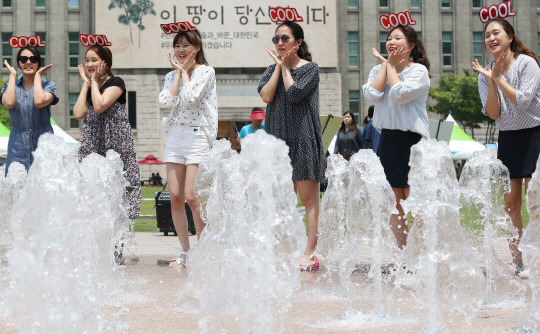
[95,0,337,68]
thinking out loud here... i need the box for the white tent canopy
[446,115,485,160]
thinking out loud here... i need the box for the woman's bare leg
[296,180,320,267]
[390,187,409,249]
[184,164,206,239]
[167,162,190,263]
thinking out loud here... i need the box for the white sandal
[169,251,188,268]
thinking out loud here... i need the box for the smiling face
[484,21,513,56]
[274,25,302,58]
[84,50,104,77]
[386,28,414,55]
[174,36,199,64]
[18,49,39,75]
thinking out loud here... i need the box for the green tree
[428,69,495,141]
[132,0,156,48]
[0,78,10,129]
[109,0,136,44]
[109,0,156,47]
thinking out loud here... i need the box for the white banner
[95,0,337,68]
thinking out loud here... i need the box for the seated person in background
[238,107,266,146]
[155,172,163,186]
[149,173,156,185]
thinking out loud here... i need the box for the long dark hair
[17,46,42,69]
[86,45,114,77]
[484,18,540,67]
[173,30,209,65]
[339,111,357,131]
[387,25,431,77]
[276,22,312,62]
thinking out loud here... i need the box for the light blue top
[362,63,430,139]
[239,123,265,139]
[1,78,59,175]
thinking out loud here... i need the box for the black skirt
[498,125,540,179]
[377,129,422,189]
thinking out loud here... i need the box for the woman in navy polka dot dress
[258,21,326,271]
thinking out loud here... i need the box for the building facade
[1,0,540,177]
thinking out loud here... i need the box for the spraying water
[340,150,398,316]
[185,131,305,333]
[1,134,100,333]
[399,139,484,333]
[520,157,540,323]
[317,154,349,272]
[193,139,237,225]
[459,150,521,303]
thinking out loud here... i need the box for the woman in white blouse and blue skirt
[473,18,540,275]
[363,25,431,249]
[159,30,218,268]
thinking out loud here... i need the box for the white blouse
[159,65,218,140]
[362,63,430,139]
[479,54,540,131]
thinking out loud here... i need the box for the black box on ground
[155,191,196,236]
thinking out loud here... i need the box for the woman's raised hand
[266,47,282,66]
[281,46,299,69]
[167,53,182,72]
[92,60,108,81]
[372,48,387,64]
[182,50,198,73]
[472,58,491,80]
[387,46,411,67]
[78,64,90,85]
[490,52,506,80]
[36,64,53,77]
[3,60,17,77]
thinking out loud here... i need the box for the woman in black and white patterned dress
[159,30,218,268]
[473,18,540,275]
[258,21,326,271]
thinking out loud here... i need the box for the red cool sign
[379,11,416,30]
[479,1,516,23]
[79,34,112,47]
[9,36,46,48]
[269,7,304,23]
[160,22,197,34]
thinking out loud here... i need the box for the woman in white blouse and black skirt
[473,18,540,275]
[363,25,431,249]
[158,30,218,268]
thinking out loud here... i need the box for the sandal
[300,255,319,272]
[169,252,188,268]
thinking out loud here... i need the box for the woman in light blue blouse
[1,46,58,176]
[362,25,431,249]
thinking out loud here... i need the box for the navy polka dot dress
[258,62,326,182]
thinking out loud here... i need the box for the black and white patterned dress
[258,62,326,182]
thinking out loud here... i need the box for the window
[442,32,453,66]
[35,0,45,8]
[538,0,540,9]
[68,32,79,68]
[128,92,137,129]
[68,0,79,7]
[2,0,12,8]
[349,91,359,123]
[348,32,359,67]
[473,32,484,66]
[1,33,12,66]
[379,32,388,57]
[411,0,421,8]
[347,0,358,8]
[417,31,422,39]
[36,32,46,65]
[69,93,80,129]
[380,0,389,8]
[442,0,451,8]
[472,0,482,8]
[538,33,540,60]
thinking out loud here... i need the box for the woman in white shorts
[158,29,218,267]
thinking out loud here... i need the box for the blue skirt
[498,125,540,179]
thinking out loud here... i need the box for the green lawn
[133,186,531,233]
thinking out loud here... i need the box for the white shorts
[164,123,210,165]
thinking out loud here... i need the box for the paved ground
[0,232,538,333]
